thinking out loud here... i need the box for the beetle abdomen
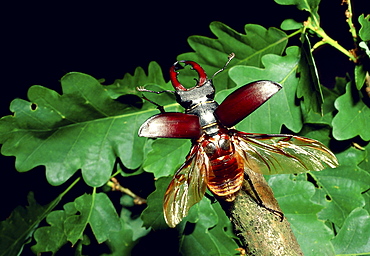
[207,153,244,201]
[202,133,245,202]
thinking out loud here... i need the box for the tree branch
[223,170,303,255]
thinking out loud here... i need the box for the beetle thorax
[174,80,215,108]
[175,80,220,135]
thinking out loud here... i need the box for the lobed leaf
[311,147,370,227]
[141,177,172,230]
[227,46,302,133]
[178,22,289,91]
[274,0,321,24]
[34,196,145,255]
[359,14,370,42]
[119,196,150,241]
[105,61,171,99]
[32,210,69,254]
[64,192,121,244]
[359,143,370,173]
[0,192,61,256]
[303,84,340,126]
[268,175,335,256]
[0,72,157,187]
[313,167,370,228]
[331,208,370,255]
[101,218,141,256]
[143,139,191,178]
[332,81,370,141]
[179,198,239,256]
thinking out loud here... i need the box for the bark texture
[223,170,303,256]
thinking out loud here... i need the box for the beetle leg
[140,94,166,113]
[244,173,284,222]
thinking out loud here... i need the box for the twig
[342,0,358,41]
[107,177,147,205]
[224,171,303,255]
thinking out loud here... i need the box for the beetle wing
[232,131,338,175]
[138,112,201,139]
[215,80,282,127]
[163,143,209,227]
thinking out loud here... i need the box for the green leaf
[313,167,370,227]
[105,61,171,99]
[281,19,303,30]
[355,64,367,90]
[0,192,62,256]
[34,197,145,256]
[268,175,335,256]
[299,126,333,149]
[184,196,218,228]
[302,85,337,126]
[331,208,370,255]
[364,191,370,221]
[359,143,370,172]
[274,0,321,25]
[0,72,153,187]
[359,14,370,42]
[332,81,370,141]
[310,147,370,227]
[101,218,141,256]
[178,22,288,91]
[32,210,69,254]
[179,199,239,256]
[297,34,323,115]
[119,198,150,241]
[64,192,121,244]
[336,146,367,166]
[141,177,171,229]
[360,41,370,58]
[227,46,302,133]
[143,139,191,178]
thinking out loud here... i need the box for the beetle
[138,53,338,228]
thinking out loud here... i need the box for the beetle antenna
[140,94,166,113]
[137,86,175,94]
[211,53,235,80]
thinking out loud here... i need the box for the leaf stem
[287,28,304,39]
[305,20,357,62]
[60,177,81,198]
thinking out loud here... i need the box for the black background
[0,0,368,246]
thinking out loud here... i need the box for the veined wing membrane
[163,144,210,227]
[233,131,338,175]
